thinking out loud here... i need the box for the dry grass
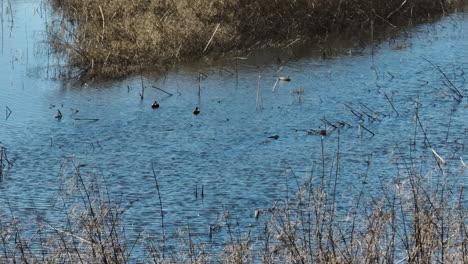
[257,166,467,263]
[0,160,129,263]
[1,143,466,263]
[48,0,467,79]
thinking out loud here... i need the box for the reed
[47,0,467,79]
[1,132,466,263]
[0,146,12,179]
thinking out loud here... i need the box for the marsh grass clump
[0,161,132,263]
[48,0,467,79]
[255,164,467,263]
[48,162,129,263]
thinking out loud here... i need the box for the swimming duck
[193,107,200,115]
[151,101,160,109]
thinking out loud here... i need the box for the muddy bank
[49,0,466,79]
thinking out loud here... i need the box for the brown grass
[48,0,467,79]
[1,143,466,263]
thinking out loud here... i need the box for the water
[1,0,467,255]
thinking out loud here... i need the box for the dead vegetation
[48,0,467,79]
[0,141,466,263]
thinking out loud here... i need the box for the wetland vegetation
[1,141,467,263]
[0,0,467,263]
[49,0,467,79]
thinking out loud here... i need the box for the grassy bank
[48,0,466,79]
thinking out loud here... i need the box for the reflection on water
[0,0,467,252]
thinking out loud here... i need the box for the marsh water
[1,0,467,255]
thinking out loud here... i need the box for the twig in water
[359,102,386,118]
[384,93,399,116]
[5,106,12,120]
[272,78,279,92]
[187,224,194,263]
[234,58,239,89]
[0,146,13,178]
[358,105,379,122]
[74,118,99,121]
[343,103,364,122]
[139,70,145,100]
[151,162,166,259]
[460,157,467,168]
[359,124,375,137]
[430,148,447,165]
[198,73,202,106]
[151,86,173,96]
[321,118,337,129]
[420,56,463,100]
[445,108,454,142]
[256,75,262,110]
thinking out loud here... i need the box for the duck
[193,107,200,115]
[151,101,160,109]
